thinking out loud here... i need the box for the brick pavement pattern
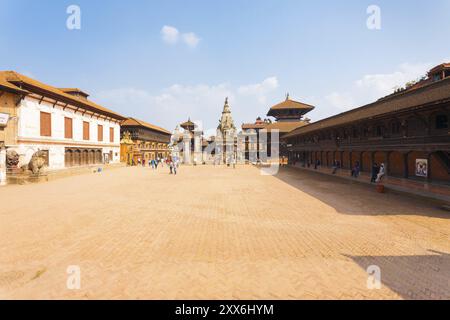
[0,165,449,299]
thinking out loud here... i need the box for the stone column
[249,130,257,163]
[194,129,202,165]
[0,147,6,186]
[183,132,191,165]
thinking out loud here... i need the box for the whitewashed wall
[13,97,121,170]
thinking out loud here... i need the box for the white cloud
[313,62,432,120]
[161,25,179,45]
[161,25,201,48]
[238,76,279,104]
[182,32,201,48]
[94,77,281,132]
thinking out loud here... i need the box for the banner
[415,159,428,177]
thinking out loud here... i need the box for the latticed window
[436,114,448,129]
[391,121,401,134]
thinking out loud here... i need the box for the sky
[1,0,450,133]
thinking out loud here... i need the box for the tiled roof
[58,88,90,97]
[242,123,268,130]
[0,73,29,94]
[264,121,309,134]
[269,99,315,111]
[122,117,171,135]
[284,76,450,139]
[0,71,126,120]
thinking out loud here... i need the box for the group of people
[133,157,179,175]
[370,162,385,183]
[320,158,385,183]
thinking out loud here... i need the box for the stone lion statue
[6,149,20,168]
[28,151,47,174]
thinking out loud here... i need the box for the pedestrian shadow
[273,166,450,219]
[344,250,450,299]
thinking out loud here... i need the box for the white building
[0,71,125,174]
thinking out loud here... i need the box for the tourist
[173,160,177,175]
[351,161,360,178]
[332,160,338,174]
[376,163,386,183]
[371,163,379,183]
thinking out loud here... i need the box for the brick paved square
[0,165,449,299]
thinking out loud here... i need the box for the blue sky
[1,0,450,132]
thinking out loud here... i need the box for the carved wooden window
[110,127,114,142]
[435,115,448,129]
[40,112,52,137]
[391,121,401,135]
[64,117,73,139]
[98,125,103,142]
[83,121,90,140]
[375,125,383,137]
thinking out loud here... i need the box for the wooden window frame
[110,127,114,143]
[64,117,73,139]
[98,124,104,142]
[40,111,52,137]
[83,121,90,141]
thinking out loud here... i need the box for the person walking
[376,163,385,183]
[332,160,338,174]
[352,161,360,178]
[371,163,379,183]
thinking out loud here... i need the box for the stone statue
[6,149,19,168]
[28,151,46,174]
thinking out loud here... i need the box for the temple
[241,94,314,162]
[216,97,237,164]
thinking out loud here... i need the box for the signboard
[0,113,10,126]
[415,159,428,177]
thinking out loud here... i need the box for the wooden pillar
[359,152,363,171]
[385,151,391,176]
[349,151,353,170]
[427,152,432,182]
[403,152,409,179]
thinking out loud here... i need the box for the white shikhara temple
[170,98,243,165]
